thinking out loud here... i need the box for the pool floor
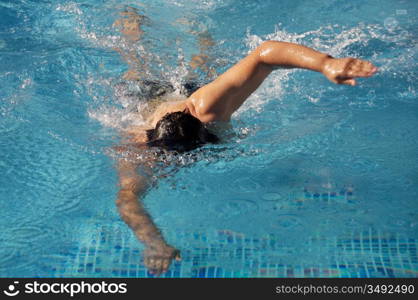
[43,186,418,278]
[51,222,417,278]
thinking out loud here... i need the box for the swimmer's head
[146,111,219,152]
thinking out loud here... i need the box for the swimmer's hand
[322,57,378,86]
[143,243,181,275]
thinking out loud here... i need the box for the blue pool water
[0,0,417,278]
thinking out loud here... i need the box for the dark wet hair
[146,111,219,152]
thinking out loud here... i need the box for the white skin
[113,9,378,275]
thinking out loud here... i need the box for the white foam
[55,2,82,15]
[20,78,32,89]
[167,0,232,11]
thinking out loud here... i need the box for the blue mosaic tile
[53,223,418,278]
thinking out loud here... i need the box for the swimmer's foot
[113,8,149,42]
[122,69,142,81]
[188,30,218,79]
[322,57,378,86]
[143,243,181,275]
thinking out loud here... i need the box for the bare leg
[113,7,149,81]
[113,9,145,42]
[187,30,218,81]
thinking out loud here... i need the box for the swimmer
[113,8,378,275]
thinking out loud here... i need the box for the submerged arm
[116,159,180,274]
[187,40,378,122]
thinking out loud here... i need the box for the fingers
[162,259,170,271]
[154,259,163,273]
[143,247,181,275]
[144,257,163,275]
[346,59,378,78]
[152,259,172,275]
[173,249,182,261]
[144,256,175,276]
[340,78,356,86]
[332,58,378,86]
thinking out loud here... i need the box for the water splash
[243,22,416,114]
[62,1,417,176]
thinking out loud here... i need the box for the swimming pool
[0,0,417,278]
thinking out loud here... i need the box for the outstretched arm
[187,40,378,122]
[116,159,181,275]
